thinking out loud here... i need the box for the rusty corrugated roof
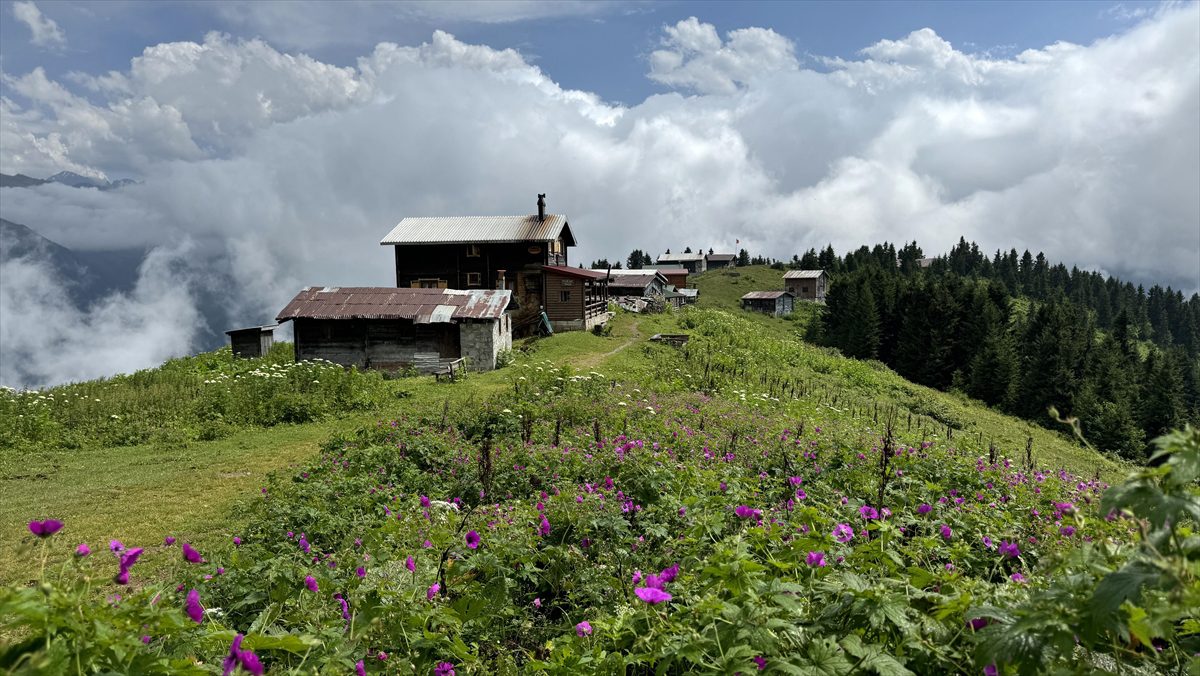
[379,214,574,246]
[741,291,793,300]
[783,270,825,279]
[542,265,609,281]
[276,287,511,323]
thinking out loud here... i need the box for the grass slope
[0,288,1124,586]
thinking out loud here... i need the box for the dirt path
[575,318,643,369]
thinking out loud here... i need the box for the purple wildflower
[28,519,63,538]
[355,661,366,676]
[917,503,932,515]
[635,586,673,604]
[164,536,175,545]
[185,589,203,623]
[806,551,827,567]
[357,566,366,578]
[859,505,879,520]
[427,583,440,600]
[182,543,202,563]
[405,556,415,572]
[232,537,241,546]
[754,656,767,670]
[833,523,854,543]
[660,563,679,583]
[465,530,481,549]
[940,525,953,540]
[304,575,318,592]
[539,516,551,537]
[984,664,998,676]
[734,505,760,519]
[999,540,1021,558]
[576,621,593,636]
[434,663,456,676]
[75,543,91,557]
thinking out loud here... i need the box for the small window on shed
[802,286,809,293]
[466,272,482,287]
[560,290,572,303]
[466,244,481,257]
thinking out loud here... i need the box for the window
[413,279,445,289]
[560,290,572,303]
[466,272,482,287]
[466,244,481,257]
[802,286,809,294]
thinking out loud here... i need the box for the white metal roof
[783,270,825,279]
[379,214,573,246]
[657,253,705,262]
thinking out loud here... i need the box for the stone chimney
[496,269,507,290]
[537,193,546,222]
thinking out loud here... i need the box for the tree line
[811,239,1199,461]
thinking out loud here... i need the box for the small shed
[225,324,276,359]
[783,270,828,302]
[653,264,689,288]
[741,291,794,317]
[275,287,512,372]
[541,265,610,332]
[656,252,707,274]
[706,253,737,269]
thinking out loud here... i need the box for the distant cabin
[652,263,689,288]
[225,324,276,359]
[275,287,512,372]
[607,269,669,298]
[706,253,737,269]
[741,291,794,317]
[783,270,828,302]
[656,252,706,274]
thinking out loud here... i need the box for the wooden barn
[652,264,689,289]
[741,291,794,317]
[706,252,737,269]
[380,194,603,334]
[656,252,706,274]
[541,265,610,332]
[783,270,829,302]
[275,287,512,372]
[225,324,276,358]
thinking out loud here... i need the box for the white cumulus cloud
[0,8,1196,388]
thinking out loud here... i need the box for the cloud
[648,17,799,95]
[11,1,65,50]
[0,8,1197,388]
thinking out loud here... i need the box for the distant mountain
[0,173,48,188]
[0,172,138,190]
[0,218,145,308]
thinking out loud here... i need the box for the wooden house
[783,270,828,302]
[741,291,794,317]
[225,324,276,358]
[381,195,607,334]
[541,265,610,332]
[275,287,512,372]
[607,269,668,297]
[656,252,706,274]
[652,264,689,289]
[705,252,737,269]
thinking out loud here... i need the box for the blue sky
[0,0,1196,386]
[0,0,1166,106]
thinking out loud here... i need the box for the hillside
[3,290,1195,674]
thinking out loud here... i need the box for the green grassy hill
[6,277,1194,675]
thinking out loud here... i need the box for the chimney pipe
[537,193,546,222]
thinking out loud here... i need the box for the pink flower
[753,656,767,670]
[917,503,932,515]
[859,505,879,520]
[1009,572,1026,583]
[940,525,953,540]
[232,536,241,546]
[539,516,551,537]
[734,505,761,519]
[434,662,456,676]
[659,563,679,583]
[27,519,63,538]
[405,556,415,572]
[999,540,1021,558]
[75,543,91,557]
[533,597,541,608]
[185,589,203,623]
[465,530,481,549]
[357,566,366,578]
[576,620,593,636]
[304,575,318,592]
[427,583,440,600]
[635,587,673,604]
[355,661,366,676]
[806,551,826,567]
[164,536,176,545]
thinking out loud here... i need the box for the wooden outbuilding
[541,265,610,332]
[275,287,512,372]
[656,252,706,274]
[705,252,737,269]
[607,269,669,298]
[225,324,276,358]
[741,291,794,317]
[783,270,829,302]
